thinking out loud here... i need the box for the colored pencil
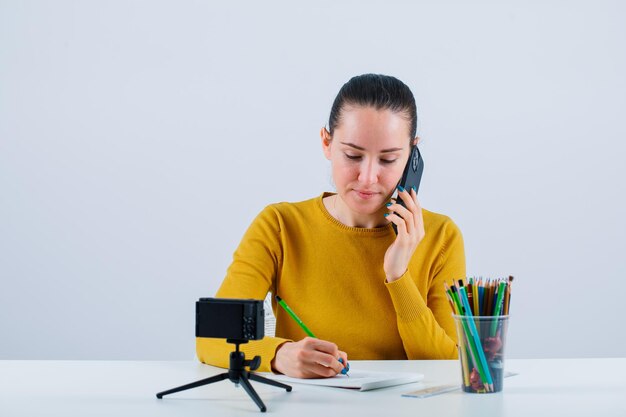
[490,281,507,336]
[471,278,480,319]
[458,286,493,391]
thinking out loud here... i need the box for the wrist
[271,341,291,374]
[386,275,400,283]
[385,269,407,283]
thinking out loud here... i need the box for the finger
[338,351,349,374]
[399,186,419,213]
[411,196,425,236]
[305,350,345,374]
[396,188,419,230]
[300,338,343,373]
[307,362,343,378]
[397,186,414,206]
[404,187,420,233]
[387,193,416,233]
[387,203,415,233]
[385,212,409,236]
[413,196,424,223]
[302,337,339,356]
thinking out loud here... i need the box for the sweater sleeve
[384,219,466,359]
[196,206,292,372]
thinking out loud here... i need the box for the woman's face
[322,105,413,217]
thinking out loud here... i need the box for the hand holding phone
[384,144,426,281]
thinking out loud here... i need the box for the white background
[1,0,624,360]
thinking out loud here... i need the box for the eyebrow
[339,142,404,153]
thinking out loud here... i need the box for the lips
[354,189,379,200]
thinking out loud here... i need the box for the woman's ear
[412,136,420,147]
[320,127,332,160]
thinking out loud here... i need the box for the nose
[358,159,379,186]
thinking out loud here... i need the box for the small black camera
[196,298,264,341]
[158,297,289,411]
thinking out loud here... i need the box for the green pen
[275,295,316,337]
[275,295,350,376]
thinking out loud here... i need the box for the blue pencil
[459,286,494,391]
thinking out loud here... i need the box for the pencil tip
[275,295,282,302]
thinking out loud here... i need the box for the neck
[330,194,388,228]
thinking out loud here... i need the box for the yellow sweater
[197,193,466,371]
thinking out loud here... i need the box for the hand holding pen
[272,296,349,379]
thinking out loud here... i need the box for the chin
[344,191,385,213]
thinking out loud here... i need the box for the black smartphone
[392,145,424,234]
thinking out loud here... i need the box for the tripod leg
[238,373,267,412]
[156,372,228,398]
[249,373,293,392]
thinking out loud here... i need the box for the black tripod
[156,339,292,412]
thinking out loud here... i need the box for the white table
[1,359,624,416]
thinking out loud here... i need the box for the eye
[344,154,362,161]
[380,159,397,164]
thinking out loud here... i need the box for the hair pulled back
[328,74,417,141]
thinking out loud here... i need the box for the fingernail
[346,362,350,372]
[384,213,389,217]
[341,367,348,375]
[338,358,344,364]
[412,185,416,192]
[397,185,405,192]
[386,202,392,207]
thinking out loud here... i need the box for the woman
[197,74,465,378]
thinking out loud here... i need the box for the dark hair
[328,74,417,141]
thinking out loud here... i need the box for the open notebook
[265,370,424,391]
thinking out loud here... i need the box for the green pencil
[275,295,316,338]
[490,280,508,337]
